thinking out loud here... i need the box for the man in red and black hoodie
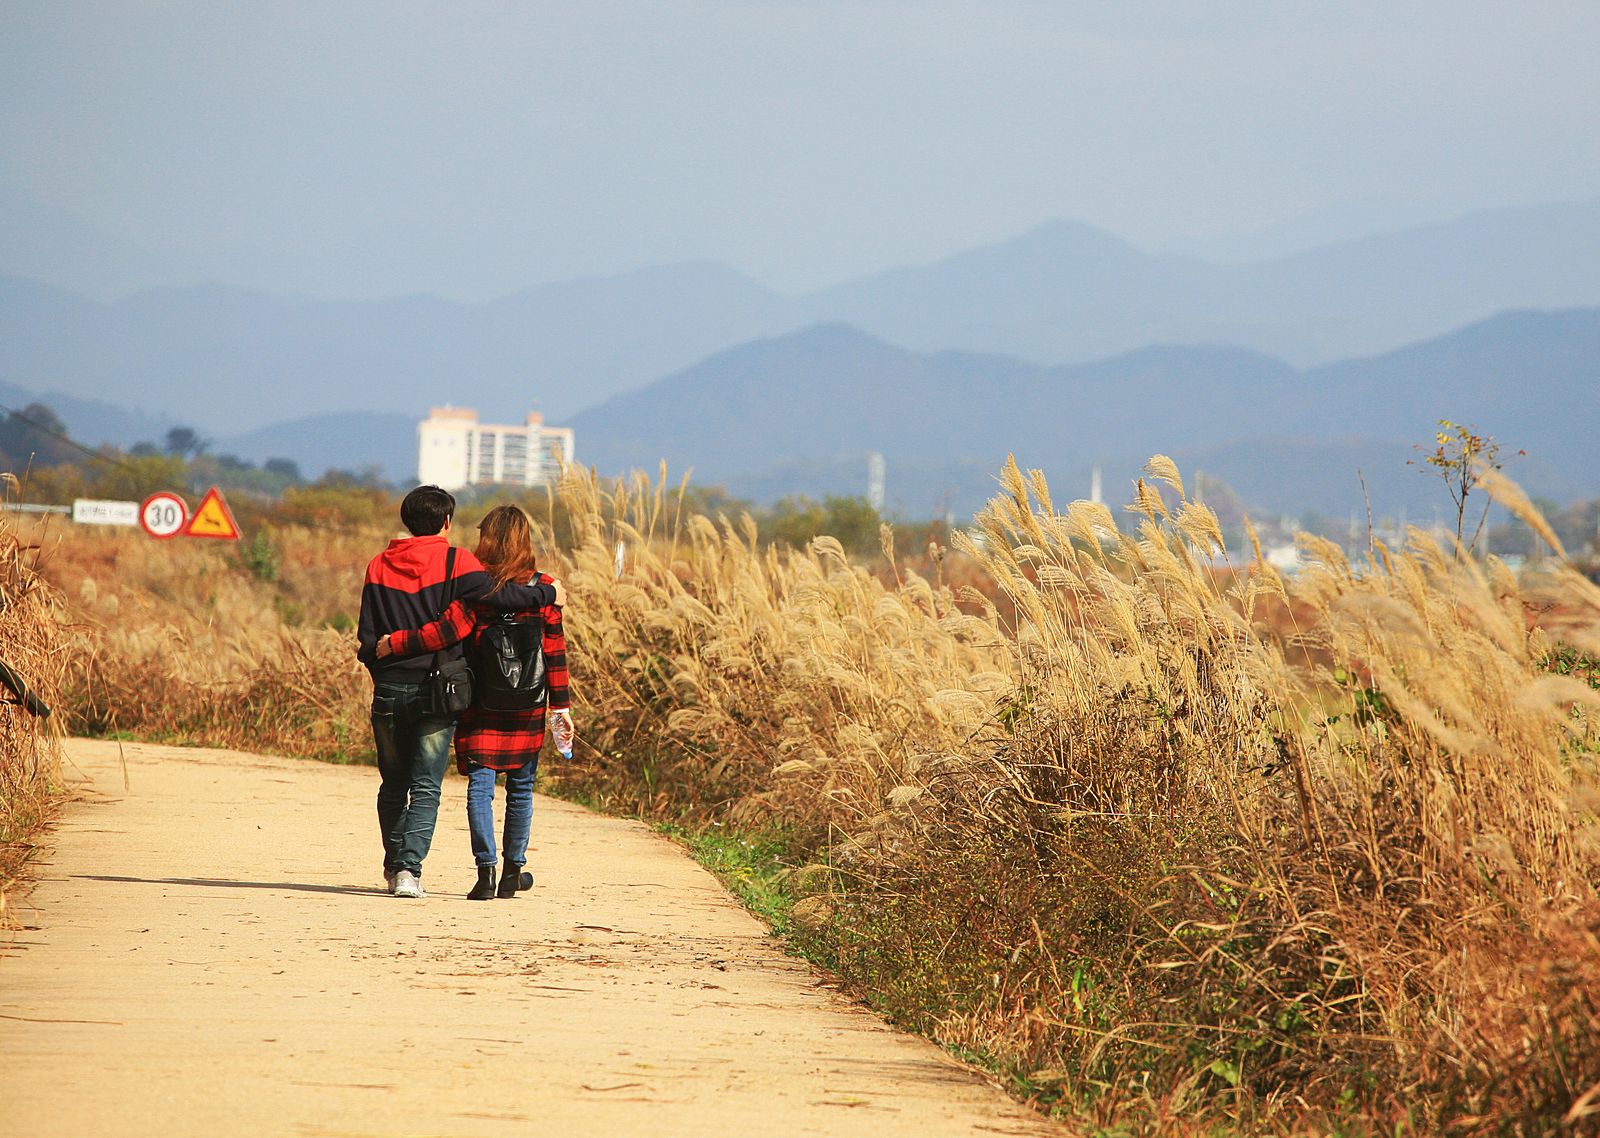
[357,485,565,899]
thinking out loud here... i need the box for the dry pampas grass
[0,502,68,920]
[41,455,1600,1134]
[547,457,1600,1135]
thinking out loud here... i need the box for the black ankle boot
[497,862,532,898]
[467,865,497,900]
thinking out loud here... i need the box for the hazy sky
[3,1,1598,300]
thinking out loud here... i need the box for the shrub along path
[1,739,1052,1138]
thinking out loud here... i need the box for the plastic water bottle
[551,710,575,760]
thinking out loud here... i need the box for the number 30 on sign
[140,492,189,539]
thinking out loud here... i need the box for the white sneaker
[393,870,426,899]
[383,870,398,893]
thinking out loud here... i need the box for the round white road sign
[139,492,189,539]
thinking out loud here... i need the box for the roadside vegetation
[0,491,67,921]
[5,412,1600,1133]
[544,458,1600,1136]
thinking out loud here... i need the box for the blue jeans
[370,681,455,876]
[465,759,538,868]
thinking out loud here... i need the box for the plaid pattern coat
[386,573,569,772]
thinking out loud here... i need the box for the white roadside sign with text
[72,499,140,526]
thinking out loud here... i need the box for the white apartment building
[417,407,575,492]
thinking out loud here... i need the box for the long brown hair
[474,505,540,590]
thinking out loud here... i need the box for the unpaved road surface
[2,739,1053,1137]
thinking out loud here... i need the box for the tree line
[0,402,386,505]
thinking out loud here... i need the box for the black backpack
[472,611,548,712]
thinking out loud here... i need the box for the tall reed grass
[44,459,1600,1133]
[544,458,1600,1135]
[49,522,375,761]
[0,497,68,920]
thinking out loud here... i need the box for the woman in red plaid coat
[382,505,570,900]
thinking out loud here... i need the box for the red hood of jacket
[365,534,481,590]
[376,534,447,583]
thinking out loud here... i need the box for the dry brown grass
[544,459,1600,1135]
[37,460,1600,1134]
[41,520,379,761]
[0,496,69,921]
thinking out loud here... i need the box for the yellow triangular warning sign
[184,486,242,540]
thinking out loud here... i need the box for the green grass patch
[652,820,798,935]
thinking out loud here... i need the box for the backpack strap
[439,546,459,616]
[431,546,458,672]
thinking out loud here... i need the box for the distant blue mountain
[571,310,1599,518]
[2,200,1597,440]
[801,201,1600,368]
[8,308,1595,518]
[0,375,175,450]
[0,260,793,435]
[0,377,416,483]
[219,412,420,483]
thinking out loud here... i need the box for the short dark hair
[400,485,455,536]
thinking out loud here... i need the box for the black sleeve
[453,567,494,602]
[486,579,556,610]
[454,568,555,610]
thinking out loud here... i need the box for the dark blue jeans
[371,681,455,876]
[465,759,539,868]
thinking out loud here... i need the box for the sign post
[139,492,189,540]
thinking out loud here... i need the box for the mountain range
[2,199,1596,522]
[6,307,1594,522]
[1,199,1596,441]
[569,309,1597,518]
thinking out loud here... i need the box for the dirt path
[1,739,1054,1138]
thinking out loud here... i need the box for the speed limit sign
[139,492,189,539]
